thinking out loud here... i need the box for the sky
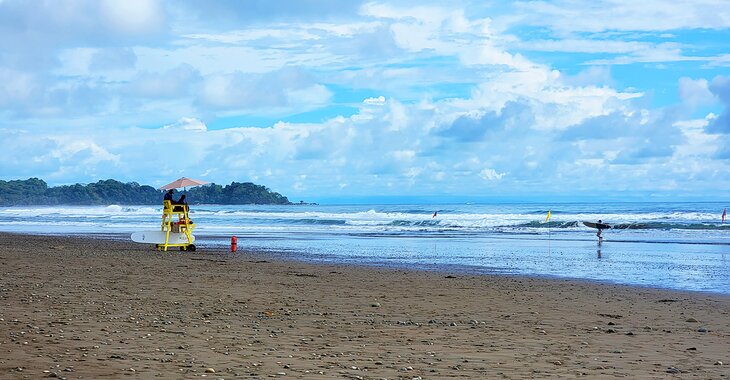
[1,0,729,203]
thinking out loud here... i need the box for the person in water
[596,219,604,243]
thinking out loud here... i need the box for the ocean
[1,202,728,294]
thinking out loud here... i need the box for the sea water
[1,202,728,294]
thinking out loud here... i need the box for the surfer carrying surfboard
[582,220,610,243]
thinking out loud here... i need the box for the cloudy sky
[1,0,729,202]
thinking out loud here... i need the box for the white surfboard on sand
[131,231,194,245]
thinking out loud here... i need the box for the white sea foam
[0,203,727,237]
[0,205,161,217]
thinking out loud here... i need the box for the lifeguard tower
[158,200,196,251]
[131,177,207,251]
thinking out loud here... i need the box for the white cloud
[391,150,416,161]
[364,3,539,71]
[126,65,199,99]
[199,74,239,108]
[514,1,730,33]
[198,68,332,114]
[0,68,37,107]
[560,66,613,87]
[52,47,135,78]
[286,84,332,109]
[707,54,730,67]
[363,96,386,105]
[479,168,506,181]
[678,77,715,109]
[45,137,121,173]
[518,39,652,54]
[503,2,730,68]
[90,48,137,71]
[183,29,319,44]
[100,0,164,35]
[163,117,207,132]
[584,46,701,66]
[1,1,729,199]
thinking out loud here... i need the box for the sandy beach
[0,233,728,379]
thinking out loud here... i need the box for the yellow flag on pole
[545,210,551,222]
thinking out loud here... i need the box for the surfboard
[583,221,610,229]
[131,231,195,245]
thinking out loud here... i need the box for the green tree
[0,178,293,205]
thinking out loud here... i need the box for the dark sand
[0,233,728,379]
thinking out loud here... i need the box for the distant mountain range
[0,178,292,206]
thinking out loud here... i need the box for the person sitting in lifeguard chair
[173,194,189,212]
[164,189,174,202]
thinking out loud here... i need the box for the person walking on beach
[596,219,604,243]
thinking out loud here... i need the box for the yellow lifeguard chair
[158,200,196,251]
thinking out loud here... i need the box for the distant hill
[0,178,292,206]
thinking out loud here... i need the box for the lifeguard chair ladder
[159,200,196,251]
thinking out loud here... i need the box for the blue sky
[1,0,729,202]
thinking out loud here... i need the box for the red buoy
[231,236,237,252]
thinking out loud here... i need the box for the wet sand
[0,232,728,379]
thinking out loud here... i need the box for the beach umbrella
[158,177,208,191]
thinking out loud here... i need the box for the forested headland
[0,178,292,206]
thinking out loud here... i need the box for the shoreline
[3,230,730,298]
[1,233,729,378]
